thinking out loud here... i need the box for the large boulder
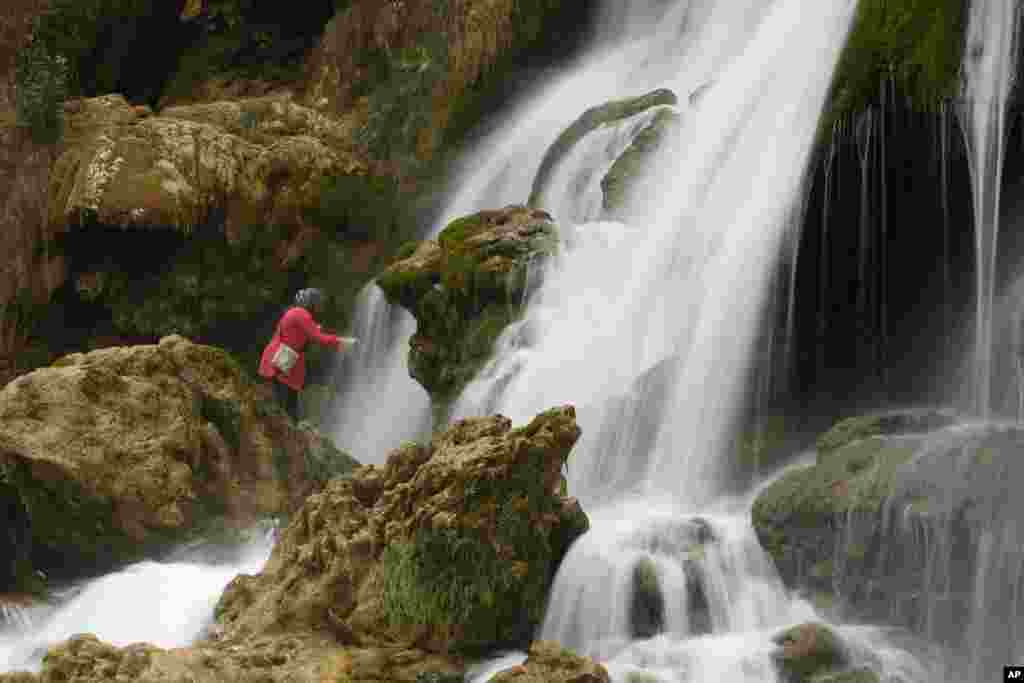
[488,640,610,683]
[0,335,356,593]
[214,405,587,654]
[751,409,1024,673]
[377,206,558,423]
[771,623,879,683]
[0,406,589,683]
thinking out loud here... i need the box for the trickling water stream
[960,0,1021,418]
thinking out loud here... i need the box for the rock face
[0,335,356,593]
[215,406,587,654]
[0,406,589,683]
[376,206,558,423]
[751,409,1024,668]
[489,640,610,683]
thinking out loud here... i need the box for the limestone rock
[376,206,558,421]
[214,406,586,654]
[0,335,357,592]
[488,640,610,683]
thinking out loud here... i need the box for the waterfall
[959,0,1021,418]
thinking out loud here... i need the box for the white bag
[270,343,299,374]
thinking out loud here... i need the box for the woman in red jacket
[258,288,355,421]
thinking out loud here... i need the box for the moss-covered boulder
[212,406,587,655]
[488,640,609,683]
[629,557,665,639]
[600,107,681,218]
[377,206,558,422]
[529,88,678,208]
[752,410,1024,643]
[0,335,357,594]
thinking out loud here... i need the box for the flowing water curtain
[959,0,1022,418]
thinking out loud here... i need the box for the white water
[960,0,1021,418]
[0,525,275,673]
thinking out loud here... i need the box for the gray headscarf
[294,288,324,312]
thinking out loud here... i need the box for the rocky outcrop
[489,640,610,683]
[751,409,1024,648]
[528,88,678,209]
[0,406,588,683]
[0,335,356,593]
[214,405,587,653]
[377,206,558,423]
[601,107,681,218]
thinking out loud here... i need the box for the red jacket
[258,306,341,391]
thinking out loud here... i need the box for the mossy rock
[630,557,665,638]
[815,409,956,459]
[827,0,966,124]
[376,206,558,421]
[810,669,880,683]
[529,88,678,207]
[601,108,682,217]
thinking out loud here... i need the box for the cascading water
[959,0,1021,418]
[0,524,276,673]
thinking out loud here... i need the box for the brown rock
[0,335,357,590]
[489,640,610,683]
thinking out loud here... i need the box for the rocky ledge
[0,406,591,682]
[0,335,355,593]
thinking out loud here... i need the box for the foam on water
[0,524,275,673]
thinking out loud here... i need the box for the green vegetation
[381,444,564,651]
[828,0,966,122]
[308,174,400,241]
[14,40,69,144]
[601,108,680,216]
[355,33,450,162]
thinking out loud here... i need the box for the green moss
[308,174,400,241]
[601,108,681,216]
[299,424,359,486]
[394,240,421,261]
[382,445,561,650]
[827,0,966,123]
[199,393,243,454]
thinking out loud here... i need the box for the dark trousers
[271,380,300,422]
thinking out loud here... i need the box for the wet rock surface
[0,335,355,592]
[488,640,610,683]
[376,205,558,422]
[0,405,588,682]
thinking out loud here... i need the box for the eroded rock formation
[377,205,558,423]
[0,335,355,593]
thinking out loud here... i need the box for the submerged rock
[0,335,356,593]
[752,409,1024,668]
[488,640,610,683]
[528,89,678,208]
[600,107,682,218]
[376,206,558,424]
